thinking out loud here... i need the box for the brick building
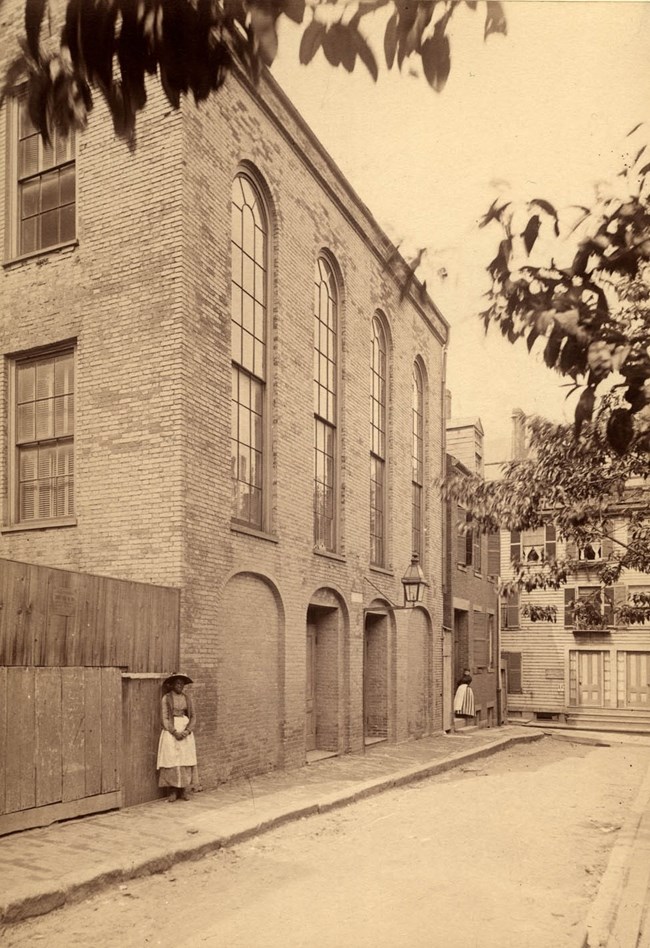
[0,15,449,803]
[443,411,499,729]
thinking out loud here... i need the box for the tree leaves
[421,22,451,92]
[24,0,47,62]
[7,0,509,141]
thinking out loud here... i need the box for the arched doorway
[364,609,389,744]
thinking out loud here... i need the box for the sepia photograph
[0,0,649,945]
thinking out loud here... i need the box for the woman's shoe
[179,788,191,801]
[167,789,178,802]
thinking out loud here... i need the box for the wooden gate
[0,666,122,836]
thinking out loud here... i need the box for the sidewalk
[0,726,542,926]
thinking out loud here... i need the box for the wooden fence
[0,558,180,834]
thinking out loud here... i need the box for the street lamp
[401,553,428,606]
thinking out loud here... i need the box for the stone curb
[572,755,650,948]
[0,731,543,927]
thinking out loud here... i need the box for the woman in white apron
[157,673,198,801]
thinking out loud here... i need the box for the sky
[270,0,650,460]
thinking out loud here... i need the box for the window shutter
[487,531,500,577]
[565,539,578,561]
[473,611,488,667]
[601,535,612,560]
[510,530,521,565]
[564,587,576,627]
[466,524,474,567]
[506,652,522,694]
[545,524,556,561]
[457,506,467,565]
[501,591,520,629]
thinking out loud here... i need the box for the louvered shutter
[487,531,500,577]
[601,535,612,560]
[565,539,578,560]
[457,506,467,565]
[506,652,522,694]
[564,587,575,627]
[473,611,488,667]
[613,584,627,625]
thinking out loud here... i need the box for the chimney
[511,408,527,460]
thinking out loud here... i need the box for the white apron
[157,715,198,768]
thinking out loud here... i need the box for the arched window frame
[370,313,389,567]
[230,169,271,531]
[313,254,340,552]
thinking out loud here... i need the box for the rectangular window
[501,591,520,630]
[564,585,615,629]
[9,346,75,525]
[11,90,76,257]
[503,651,522,694]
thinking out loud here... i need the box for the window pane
[16,363,35,403]
[40,208,60,249]
[21,178,40,219]
[242,293,254,333]
[54,394,74,436]
[16,403,35,442]
[41,170,59,212]
[242,207,255,256]
[55,354,74,394]
[242,331,254,372]
[19,136,39,177]
[60,203,75,242]
[35,399,54,439]
[60,164,75,204]
[41,139,54,170]
[242,253,254,294]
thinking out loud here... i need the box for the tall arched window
[412,363,424,559]
[313,256,338,551]
[370,315,387,566]
[231,173,268,529]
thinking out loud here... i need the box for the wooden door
[0,666,122,836]
[626,652,650,707]
[305,623,316,752]
[578,651,603,706]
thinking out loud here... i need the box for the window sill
[230,522,279,544]
[313,548,346,563]
[369,564,394,577]
[2,516,77,533]
[3,239,79,269]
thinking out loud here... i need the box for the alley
[3,735,650,948]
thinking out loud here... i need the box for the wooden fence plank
[0,667,6,814]
[61,668,86,802]
[35,668,63,806]
[122,677,164,806]
[5,668,36,813]
[84,668,102,797]
[100,668,121,793]
[0,562,33,665]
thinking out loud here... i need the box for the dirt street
[4,736,650,948]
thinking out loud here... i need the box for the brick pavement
[0,726,542,926]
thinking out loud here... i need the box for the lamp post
[400,553,428,607]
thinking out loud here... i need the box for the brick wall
[1,4,449,787]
